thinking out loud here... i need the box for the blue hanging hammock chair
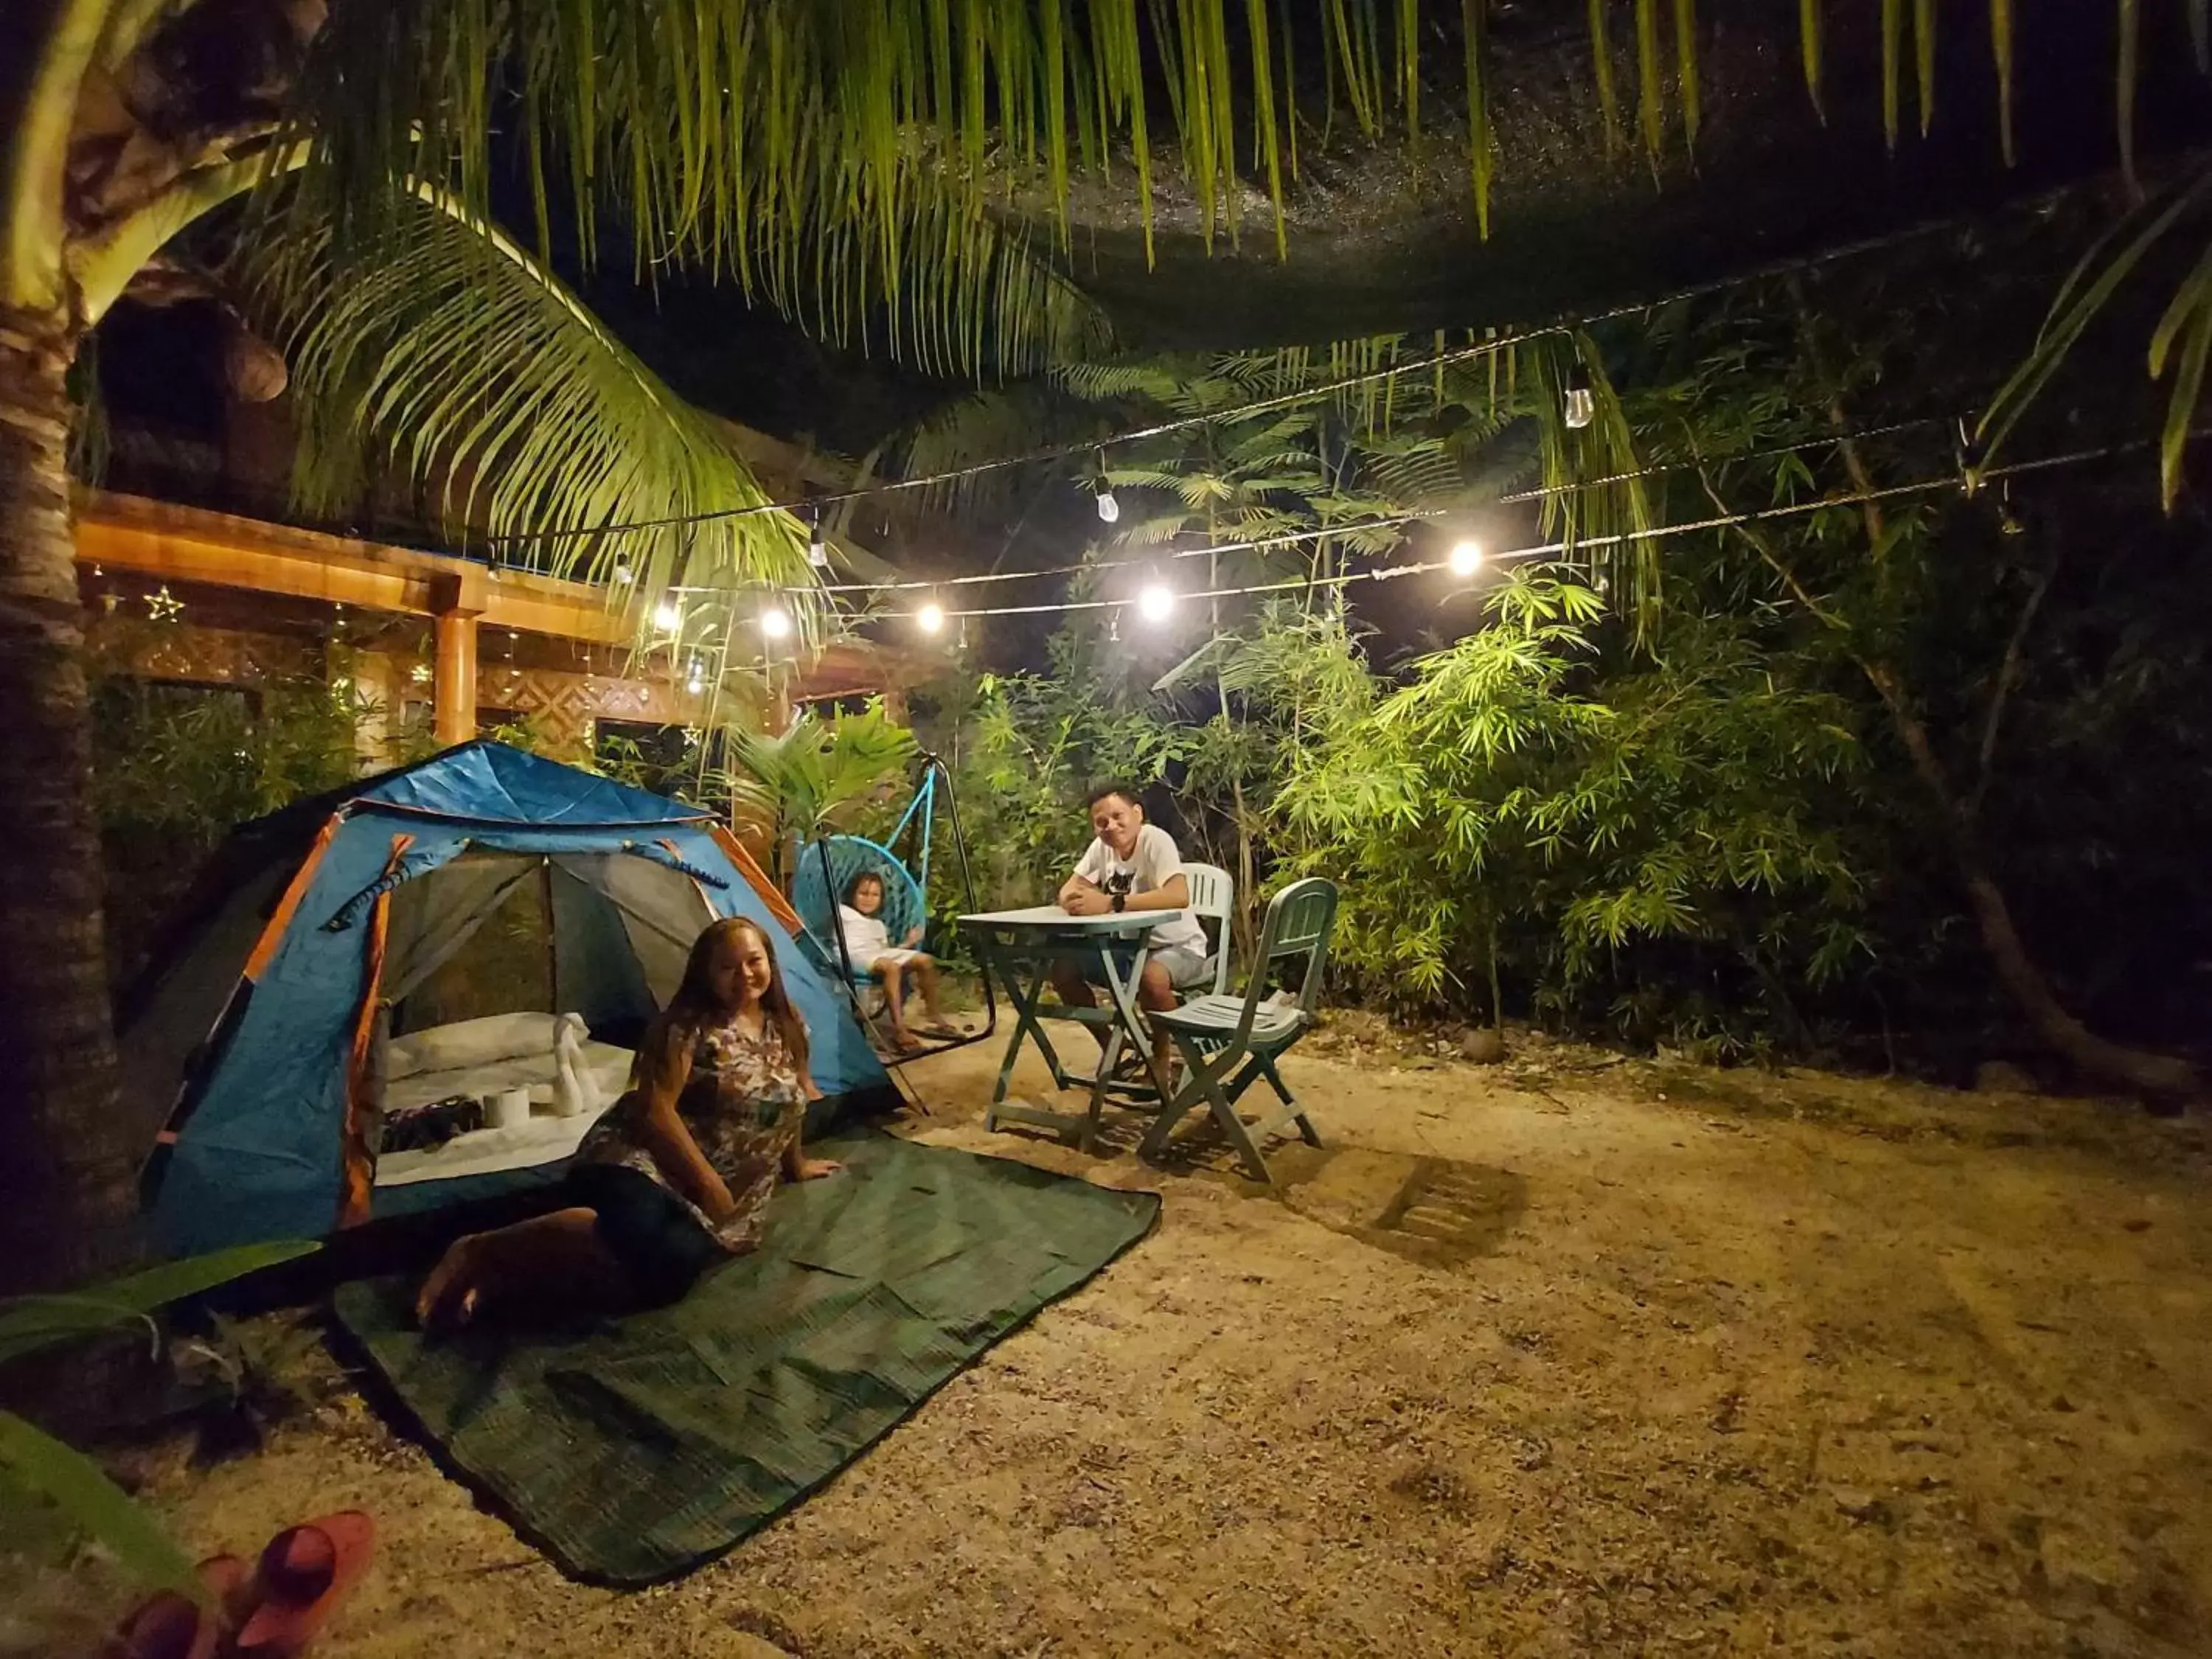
[790,759,997,1061]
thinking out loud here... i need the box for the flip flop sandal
[232,1512,377,1658]
[103,1554,250,1659]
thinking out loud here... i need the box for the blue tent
[128,742,896,1256]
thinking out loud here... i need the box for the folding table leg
[983,947,1064,1123]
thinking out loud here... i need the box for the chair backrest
[1251,877,1340,1019]
[1181,862,1235,994]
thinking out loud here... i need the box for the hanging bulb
[1564,365,1596,430]
[760,605,793,640]
[1138,581,1175,623]
[612,557,634,585]
[652,599,683,633]
[1091,449,1119,524]
[1998,481,2026,537]
[807,507,831,569]
[1448,539,1485,578]
[917,599,946,635]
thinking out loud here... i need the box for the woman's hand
[793,1157,843,1180]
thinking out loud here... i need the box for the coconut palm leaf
[1979,167,2212,505]
[262,0,2121,387]
[235,189,820,636]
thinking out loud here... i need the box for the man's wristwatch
[1110,892,1127,913]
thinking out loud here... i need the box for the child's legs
[911,954,945,1018]
[876,959,910,1031]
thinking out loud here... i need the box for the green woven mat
[333,1134,1158,1585]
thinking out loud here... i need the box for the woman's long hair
[646,916,811,1085]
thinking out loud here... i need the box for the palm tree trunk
[0,313,141,1293]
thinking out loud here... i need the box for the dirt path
[32,1034,2212,1657]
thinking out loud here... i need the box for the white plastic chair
[1180,862,1235,995]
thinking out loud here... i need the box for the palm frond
[235,190,819,639]
[265,0,2110,386]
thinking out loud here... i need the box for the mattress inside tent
[375,1040,636,1189]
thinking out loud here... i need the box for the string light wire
[481,202,2042,550]
[658,415,1957,602]
[858,433,2192,622]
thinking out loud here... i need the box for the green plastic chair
[1139,877,1339,1183]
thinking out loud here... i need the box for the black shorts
[566,1161,726,1307]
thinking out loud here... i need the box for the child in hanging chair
[837,870,959,1052]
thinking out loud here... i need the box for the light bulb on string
[652,599,683,633]
[1448,540,1485,578]
[1091,450,1119,524]
[1137,578,1175,623]
[806,507,831,569]
[1564,364,1596,431]
[686,657,705,695]
[917,599,945,636]
[612,557,634,585]
[760,605,793,641]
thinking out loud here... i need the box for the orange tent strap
[709,824,803,935]
[243,815,341,982]
[338,832,413,1228]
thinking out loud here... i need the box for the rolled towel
[552,1012,597,1119]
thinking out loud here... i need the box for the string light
[1448,540,1485,577]
[652,599,683,633]
[410,662,432,684]
[807,507,831,569]
[612,558,634,585]
[1091,451,1120,524]
[760,605,793,640]
[686,657,705,694]
[145,585,182,621]
[1564,365,1596,430]
[1137,579,1175,622]
[917,599,945,635]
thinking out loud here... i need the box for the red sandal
[102,1554,249,1659]
[232,1511,376,1658]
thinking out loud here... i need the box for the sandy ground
[13,1021,2212,1658]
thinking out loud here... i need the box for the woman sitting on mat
[836,869,958,1053]
[414,916,842,1329]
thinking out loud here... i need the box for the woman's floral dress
[574,1013,807,1251]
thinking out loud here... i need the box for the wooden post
[881,678,909,726]
[428,569,487,746]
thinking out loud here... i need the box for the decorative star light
[145,585,183,621]
[410,662,432,684]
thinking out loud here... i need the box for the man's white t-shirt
[1074,823,1208,957]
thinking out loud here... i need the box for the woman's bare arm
[784,1074,841,1180]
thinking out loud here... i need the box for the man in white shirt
[1053,782,1212,1082]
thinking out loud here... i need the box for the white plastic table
[957,904,1185,1151]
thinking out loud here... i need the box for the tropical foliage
[720,705,922,891]
[0,1242,317,1600]
[922,223,2212,1085]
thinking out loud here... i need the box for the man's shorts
[1073,944,1214,992]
